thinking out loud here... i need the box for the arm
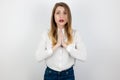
[66,30,87,61]
[35,31,53,62]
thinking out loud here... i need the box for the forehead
[55,6,66,11]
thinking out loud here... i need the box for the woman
[35,2,87,80]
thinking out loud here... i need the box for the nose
[59,13,64,18]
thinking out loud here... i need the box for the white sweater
[35,29,87,71]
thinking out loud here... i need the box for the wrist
[56,42,61,47]
[52,43,60,51]
[62,42,67,48]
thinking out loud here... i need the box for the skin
[52,6,68,51]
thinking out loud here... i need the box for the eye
[63,12,67,15]
[55,11,60,14]
[56,12,60,14]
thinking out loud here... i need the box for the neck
[57,25,64,30]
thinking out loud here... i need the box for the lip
[59,19,64,22]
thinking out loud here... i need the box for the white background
[0,0,120,80]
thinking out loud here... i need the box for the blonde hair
[48,2,73,47]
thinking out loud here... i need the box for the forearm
[52,43,60,51]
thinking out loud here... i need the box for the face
[54,6,68,28]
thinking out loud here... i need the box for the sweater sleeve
[35,31,53,62]
[66,30,87,61]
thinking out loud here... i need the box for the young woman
[35,2,87,80]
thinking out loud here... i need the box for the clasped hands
[57,29,67,48]
[52,29,67,51]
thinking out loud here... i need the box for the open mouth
[59,19,64,22]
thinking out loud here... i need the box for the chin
[59,23,66,26]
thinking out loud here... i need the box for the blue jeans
[44,66,75,80]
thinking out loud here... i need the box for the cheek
[64,15,68,19]
[54,15,58,22]
[56,16,59,20]
[65,17,68,22]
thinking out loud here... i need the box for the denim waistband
[46,66,73,73]
[44,66,75,80]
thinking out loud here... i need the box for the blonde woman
[35,2,87,80]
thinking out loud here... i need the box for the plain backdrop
[0,0,120,80]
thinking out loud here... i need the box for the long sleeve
[35,30,53,62]
[66,30,87,61]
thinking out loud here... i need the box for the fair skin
[52,6,68,51]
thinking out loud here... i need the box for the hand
[60,30,67,48]
[58,29,67,48]
[62,39,67,48]
[52,29,64,51]
[57,29,63,46]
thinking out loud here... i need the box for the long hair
[48,2,73,47]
